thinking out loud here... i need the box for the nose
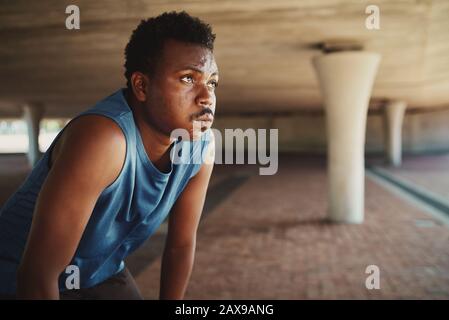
[195,83,214,108]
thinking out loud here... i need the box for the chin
[187,120,211,141]
[189,126,208,141]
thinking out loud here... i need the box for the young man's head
[124,11,218,140]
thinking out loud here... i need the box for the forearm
[159,244,195,300]
[17,265,60,300]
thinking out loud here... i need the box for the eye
[180,75,194,84]
[208,80,219,89]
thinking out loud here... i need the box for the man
[0,11,218,299]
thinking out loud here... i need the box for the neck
[124,89,174,169]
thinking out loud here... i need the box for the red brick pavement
[136,155,449,299]
[1,154,448,299]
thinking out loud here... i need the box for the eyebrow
[177,66,219,77]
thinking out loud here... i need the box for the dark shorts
[60,267,143,300]
[1,267,144,300]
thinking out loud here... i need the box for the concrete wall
[212,108,449,155]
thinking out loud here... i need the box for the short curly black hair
[124,11,216,89]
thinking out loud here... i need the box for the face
[132,39,219,141]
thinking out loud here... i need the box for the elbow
[165,242,196,253]
[165,237,197,252]
[163,240,197,260]
[16,263,60,299]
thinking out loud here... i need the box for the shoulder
[50,114,126,170]
[67,114,126,142]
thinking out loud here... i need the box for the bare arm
[159,132,215,300]
[16,115,126,299]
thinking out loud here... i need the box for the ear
[130,72,149,102]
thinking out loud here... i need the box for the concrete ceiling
[1,0,449,118]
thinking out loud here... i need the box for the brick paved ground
[1,154,449,299]
[135,155,449,299]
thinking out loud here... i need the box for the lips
[196,114,214,122]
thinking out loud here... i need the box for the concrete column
[312,52,381,224]
[22,103,45,167]
[384,100,407,167]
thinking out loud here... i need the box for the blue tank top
[0,89,211,294]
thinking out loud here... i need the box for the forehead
[159,39,217,73]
